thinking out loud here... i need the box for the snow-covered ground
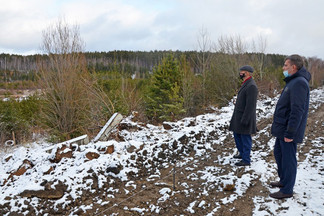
[0,87,323,215]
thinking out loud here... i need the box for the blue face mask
[283,70,290,77]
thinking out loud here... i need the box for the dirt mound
[0,89,323,216]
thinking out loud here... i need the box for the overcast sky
[1,0,324,59]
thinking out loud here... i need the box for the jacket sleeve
[284,79,308,139]
[241,85,258,125]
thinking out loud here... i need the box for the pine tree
[145,54,185,122]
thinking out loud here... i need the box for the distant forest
[0,51,323,85]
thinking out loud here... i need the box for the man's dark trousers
[274,138,297,194]
[233,132,252,164]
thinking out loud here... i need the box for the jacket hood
[284,66,311,83]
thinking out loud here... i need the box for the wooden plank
[93,113,123,142]
[60,134,89,146]
[43,134,89,152]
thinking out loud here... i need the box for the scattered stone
[158,151,166,159]
[4,155,12,162]
[142,149,148,156]
[106,166,120,175]
[86,151,100,160]
[105,144,115,154]
[3,159,34,185]
[51,144,73,163]
[178,134,189,145]
[188,120,196,127]
[75,208,85,215]
[127,145,136,153]
[19,182,67,199]
[163,122,173,130]
[161,143,168,150]
[44,166,54,175]
[172,140,178,150]
[223,184,236,191]
[118,122,131,130]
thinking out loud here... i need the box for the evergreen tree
[146,54,185,122]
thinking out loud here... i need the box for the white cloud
[0,0,324,59]
[0,0,58,52]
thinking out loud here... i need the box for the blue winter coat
[271,67,311,143]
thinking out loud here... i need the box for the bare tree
[193,27,214,106]
[307,57,324,87]
[38,18,113,141]
[208,35,249,105]
[252,34,268,80]
[195,27,213,74]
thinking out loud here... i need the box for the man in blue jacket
[270,54,311,199]
[229,65,258,166]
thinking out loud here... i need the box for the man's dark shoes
[233,154,242,159]
[269,181,284,188]
[269,191,293,199]
[235,160,250,166]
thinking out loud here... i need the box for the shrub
[0,96,41,144]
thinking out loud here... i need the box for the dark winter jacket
[271,67,311,143]
[229,78,258,135]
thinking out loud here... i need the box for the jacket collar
[238,77,253,94]
[284,67,311,83]
[241,76,252,86]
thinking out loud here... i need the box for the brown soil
[84,104,323,216]
[1,103,323,216]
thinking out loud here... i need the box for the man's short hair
[285,54,304,70]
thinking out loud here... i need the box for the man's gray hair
[285,54,304,70]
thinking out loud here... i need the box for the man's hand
[284,137,293,143]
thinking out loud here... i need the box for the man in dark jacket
[229,65,258,166]
[269,54,311,199]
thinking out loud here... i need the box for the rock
[7,211,24,216]
[118,122,131,130]
[172,140,178,149]
[51,144,73,163]
[107,131,125,142]
[223,184,236,191]
[20,188,64,199]
[127,145,136,153]
[86,152,100,160]
[40,180,48,187]
[15,159,33,176]
[178,134,189,145]
[106,166,121,175]
[130,154,136,160]
[163,122,173,130]
[4,155,12,162]
[75,208,85,215]
[158,151,166,159]
[188,120,196,127]
[194,131,204,140]
[105,145,114,154]
[3,159,33,185]
[44,166,54,175]
[142,149,148,156]
[161,143,168,150]
[19,182,67,199]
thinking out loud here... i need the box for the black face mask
[239,73,245,79]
